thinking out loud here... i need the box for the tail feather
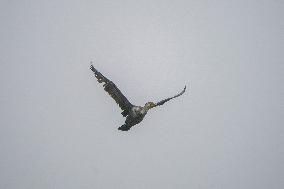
[118,124,131,131]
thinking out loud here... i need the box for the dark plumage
[90,63,186,131]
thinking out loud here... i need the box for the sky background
[0,0,283,188]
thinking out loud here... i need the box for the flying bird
[90,63,186,131]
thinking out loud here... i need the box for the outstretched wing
[90,64,133,112]
[156,86,186,106]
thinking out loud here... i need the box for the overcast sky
[0,0,283,189]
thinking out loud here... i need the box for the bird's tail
[118,124,131,131]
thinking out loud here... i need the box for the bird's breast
[131,106,147,117]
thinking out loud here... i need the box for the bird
[90,63,186,131]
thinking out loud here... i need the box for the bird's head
[144,102,156,110]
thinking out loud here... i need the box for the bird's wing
[90,64,133,112]
[155,86,186,106]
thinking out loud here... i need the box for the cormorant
[90,63,186,131]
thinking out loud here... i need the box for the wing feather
[156,86,186,106]
[90,64,133,112]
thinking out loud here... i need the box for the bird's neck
[140,106,149,114]
[143,105,152,112]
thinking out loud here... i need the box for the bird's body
[119,105,149,131]
[90,63,186,131]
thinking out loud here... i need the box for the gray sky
[0,0,283,188]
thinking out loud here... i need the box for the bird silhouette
[90,63,186,131]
